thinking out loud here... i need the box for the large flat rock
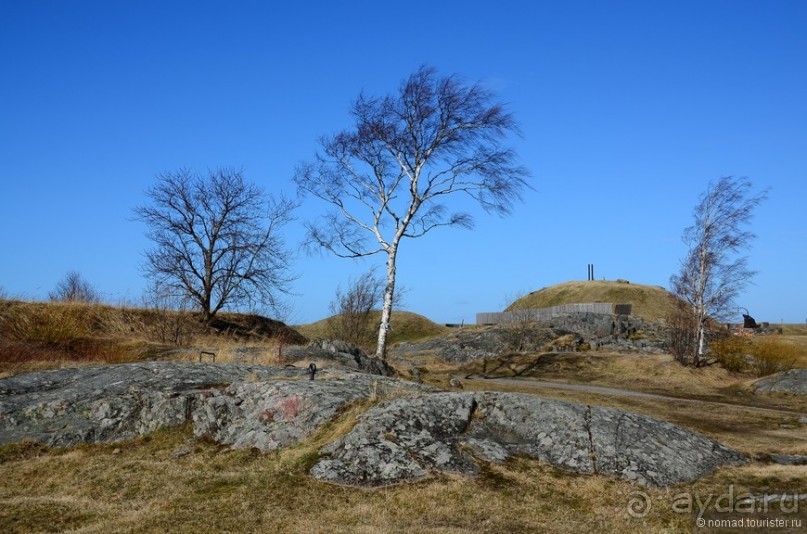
[0,362,304,446]
[311,392,747,487]
[193,375,431,451]
[0,362,426,449]
[753,369,807,395]
[1,363,747,488]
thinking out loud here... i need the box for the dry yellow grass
[0,299,304,376]
[782,324,807,336]
[2,300,807,532]
[294,310,448,351]
[2,400,804,533]
[752,333,807,368]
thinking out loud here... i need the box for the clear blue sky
[2,0,805,325]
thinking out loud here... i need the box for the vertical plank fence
[476,302,622,325]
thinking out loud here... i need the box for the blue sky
[1,0,805,325]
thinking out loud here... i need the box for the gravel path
[464,376,807,416]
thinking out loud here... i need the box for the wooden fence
[476,302,617,325]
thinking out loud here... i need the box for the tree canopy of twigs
[135,168,296,322]
[48,271,101,303]
[326,271,384,348]
[669,176,768,366]
[295,66,529,358]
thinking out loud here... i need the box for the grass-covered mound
[294,310,448,350]
[506,280,675,323]
[0,299,305,375]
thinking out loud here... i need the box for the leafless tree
[49,271,101,303]
[669,176,768,366]
[295,66,529,358]
[135,168,297,322]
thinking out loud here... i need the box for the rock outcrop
[193,375,429,452]
[283,339,396,377]
[753,369,807,396]
[1,363,747,488]
[394,314,667,363]
[311,392,746,487]
[394,326,571,363]
[0,362,424,448]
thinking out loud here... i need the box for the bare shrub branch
[326,271,385,349]
[48,271,101,303]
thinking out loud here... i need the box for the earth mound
[507,280,674,323]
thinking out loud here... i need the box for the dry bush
[48,271,101,303]
[749,337,800,377]
[709,335,751,372]
[326,271,384,350]
[665,297,698,365]
[501,308,537,353]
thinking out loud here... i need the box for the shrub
[749,337,799,377]
[48,271,101,303]
[709,335,751,372]
[326,272,384,349]
[666,298,698,365]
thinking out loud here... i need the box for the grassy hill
[0,299,305,375]
[505,280,675,322]
[294,310,448,350]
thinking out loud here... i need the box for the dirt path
[464,375,807,416]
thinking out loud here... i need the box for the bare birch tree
[669,176,767,366]
[135,168,296,322]
[295,66,528,359]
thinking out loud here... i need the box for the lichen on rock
[310,392,747,487]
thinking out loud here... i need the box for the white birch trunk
[375,246,397,360]
[696,321,706,366]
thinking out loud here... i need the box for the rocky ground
[282,339,397,376]
[753,368,807,395]
[1,358,749,488]
[311,391,746,487]
[394,313,667,364]
[0,361,423,449]
[2,315,804,492]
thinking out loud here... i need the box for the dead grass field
[1,300,806,532]
[0,300,306,378]
[767,333,807,367]
[2,406,804,534]
[2,348,806,533]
